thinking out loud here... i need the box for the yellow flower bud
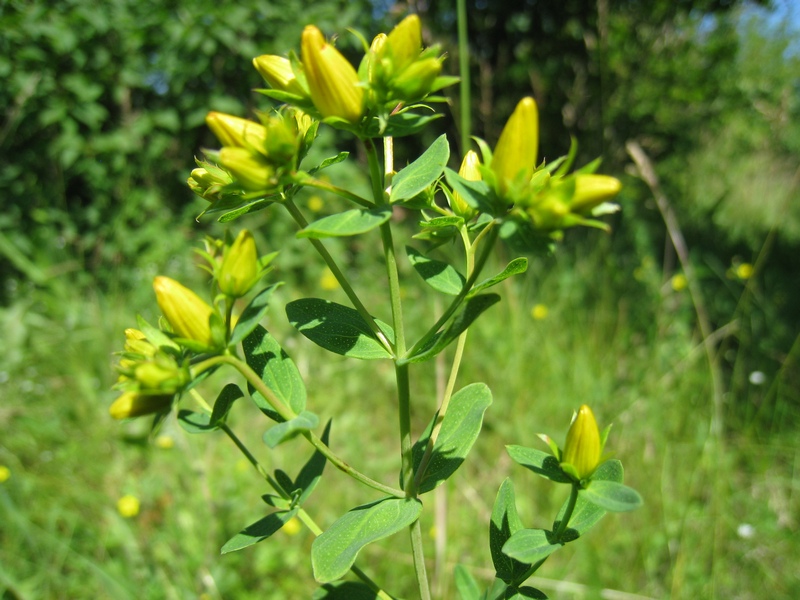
[492,97,539,195]
[219,147,274,192]
[218,230,260,298]
[109,391,173,420]
[153,276,217,348]
[450,150,480,220]
[117,494,140,518]
[384,14,422,74]
[133,359,188,392]
[390,57,442,101]
[252,55,307,97]
[570,174,622,212]
[205,112,268,152]
[187,163,233,201]
[301,25,364,123]
[562,405,601,480]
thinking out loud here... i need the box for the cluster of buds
[253,16,452,129]
[110,329,189,420]
[452,97,622,232]
[192,109,312,200]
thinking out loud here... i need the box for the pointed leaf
[312,582,380,600]
[286,298,393,360]
[308,151,349,175]
[415,383,492,493]
[501,528,562,564]
[507,587,548,599]
[390,134,449,202]
[218,198,277,223]
[553,459,624,537]
[297,208,392,239]
[381,111,442,137]
[469,258,528,296]
[454,564,481,600]
[263,410,319,448]
[420,216,463,230]
[481,578,510,600]
[312,497,422,583]
[177,410,216,434]
[490,479,530,583]
[401,294,500,364]
[230,284,281,346]
[444,167,495,214]
[135,315,179,353]
[582,480,642,512]
[210,383,244,426]
[506,445,572,484]
[406,246,465,296]
[220,507,298,554]
[242,325,307,421]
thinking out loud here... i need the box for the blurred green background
[1,0,799,598]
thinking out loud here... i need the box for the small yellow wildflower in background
[428,525,437,539]
[319,269,339,291]
[736,263,753,280]
[307,195,324,213]
[117,494,140,518]
[531,304,548,320]
[155,434,174,449]
[283,517,302,536]
[0,465,10,483]
[671,273,687,292]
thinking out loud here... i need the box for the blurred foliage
[0,0,372,302]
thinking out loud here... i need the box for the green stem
[219,423,395,600]
[512,483,581,586]
[293,172,373,208]
[282,197,394,354]
[410,227,475,494]
[457,0,471,154]
[192,355,404,498]
[409,518,432,600]
[404,222,499,361]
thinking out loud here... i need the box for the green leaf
[420,216,463,230]
[414,383,492,493]
[469,258,528,296]
[454,564,481,600]
[229,284,281,347]
[263,410,319,448]
[481,578,509,600]
[490,479,530,583]
[444,167,495,214]
[390,134,449,203]
[311,497,422,583]
[286,299,394,360]
[177,410,216,434]
[406,246,465,296]
[220,507,298,554]
[312,582,380,600]
[297,208,392,239]
[506,587,548,599]
[380,111,442,138]
[242,325,307,421]
[135,315,179,353]
[210,383,244,426]
[501,528,562,565]
[505,445,572,484]
[582,480,643,512]
[217,198,276,223]
[401,294,500,364]
[553,460,623,537]
[293,420,331,505]
[308,151,349,175]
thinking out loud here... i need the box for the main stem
[366,137,431,600]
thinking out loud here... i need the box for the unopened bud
[219,147,274,192]
[384,14,422,73]
[153,276,217,348]
[492,97,539,195]
[450,150,480,220]
[301,25,364,123]
[253,55,307,97]
[562,405,601,480]
[570,174,622,212]
[206,112,268,152]
[109,392,173,420]
[218,230,260,298]
[390,57,442,101]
